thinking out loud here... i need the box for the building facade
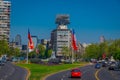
[51,15,71,57]
[0,0,11,42]
[15,34,22,45]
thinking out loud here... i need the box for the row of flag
[28,29,107,59]
[28,29,78,51]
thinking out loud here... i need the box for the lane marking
[95,69,101,80]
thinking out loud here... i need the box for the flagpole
[26,44,29,64]
[27,29,34,64]
[71,48,73,64]
[71,29,73,64]
[27,29,29,64]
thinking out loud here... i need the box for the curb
[24,67,31,80]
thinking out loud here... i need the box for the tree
[37,44,46,58]
[84,44,99,59]
[47,49,53,58]
[62,46,70,60]
[83,39,120,61]
[14,48,20,57]
[110,39,120,60]
[29,50,36,58]
[0,40,9,56]
[99,42,109,57]
[8,47,14,57]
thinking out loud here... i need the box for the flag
[28,29,34,49]
[71,29,78,51]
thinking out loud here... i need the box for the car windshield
[96,63,100,65]
[72,69,80,72]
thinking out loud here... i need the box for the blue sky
[10,0,120,44]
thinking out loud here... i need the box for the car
[71,68,82,78]
[108,62,120,70]
[108,63,116,70]
[0,60,4,66]
[2,57,7,63]
[64,59,72,64]
[102,62,107,67]
[95,63,101,69]
[11,57,18,62]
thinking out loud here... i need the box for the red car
[71,68,82,78]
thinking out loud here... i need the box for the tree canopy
[83,39,120,60]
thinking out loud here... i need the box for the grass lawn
[17,62,88,80]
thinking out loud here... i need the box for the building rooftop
[55,14,70,25]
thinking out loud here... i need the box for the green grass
[17,62,88,80]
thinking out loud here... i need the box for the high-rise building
[51,15,71,58]
[0,0,11,42]
[15,34,21,45]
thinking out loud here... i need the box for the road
[98,67,120,80]
[0,62,27,80]
[46,64,120,80]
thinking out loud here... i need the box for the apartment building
[0,0,11,42]
[51,15,71,58]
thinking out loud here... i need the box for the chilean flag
[71,29,78,51]
[28,29,34,49]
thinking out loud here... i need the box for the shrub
[30,58,41,63]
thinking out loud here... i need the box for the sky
[10,0,120,44]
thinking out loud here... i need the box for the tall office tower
[15,34,22,45]
[51,15,71,58]
[0,0,11,42]
[100,36,105,43]
[31,36,38,49]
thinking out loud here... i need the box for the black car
[102,62,107,67]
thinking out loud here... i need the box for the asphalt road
[98,67,120,80]
[0,62,27,80]
[46,64,120,80]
